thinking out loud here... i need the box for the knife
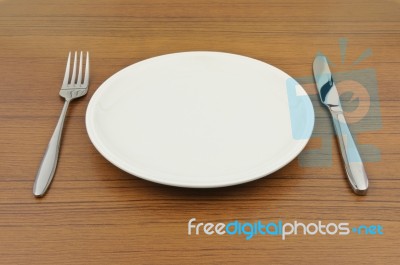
[313,55,368,195]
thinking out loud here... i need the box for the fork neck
[57,100,70,127]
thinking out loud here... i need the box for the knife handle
[331,111,368,195]
[33,100,70,197]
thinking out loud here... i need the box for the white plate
[86,51,314,188]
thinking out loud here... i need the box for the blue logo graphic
[286,38,381,167]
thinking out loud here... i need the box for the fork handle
[331,111,368,195]
[33,100,70,197]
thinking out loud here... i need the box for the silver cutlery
[313,55,368,195]
[33,51,90,197]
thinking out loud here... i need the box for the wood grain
[0,0,399,264]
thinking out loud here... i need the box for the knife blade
[313,55,368,195]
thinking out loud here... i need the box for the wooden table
[1,0,399,264]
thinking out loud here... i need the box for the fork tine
[83,52,89,87]
[77,51,83,85]
[70,51,78,85]
[62,52,71,86]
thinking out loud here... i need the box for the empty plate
[86,51,314,187]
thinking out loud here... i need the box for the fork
[33,51,90,197]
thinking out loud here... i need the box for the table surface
[1,0,399,264]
